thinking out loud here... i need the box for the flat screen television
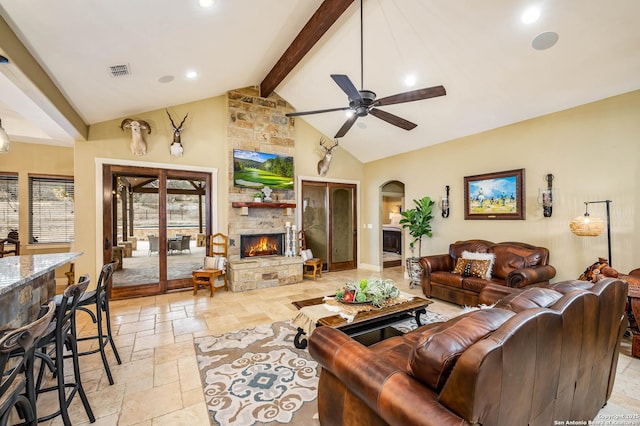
[233,149,294,190]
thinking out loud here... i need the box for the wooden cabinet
[383,230,401,254]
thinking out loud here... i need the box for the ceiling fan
[286,0,446,138]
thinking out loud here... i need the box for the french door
[301,180,357,271]
[102,164,211,299]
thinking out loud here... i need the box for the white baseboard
[358,263,382,272]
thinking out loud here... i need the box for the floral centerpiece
[335,277,400,307]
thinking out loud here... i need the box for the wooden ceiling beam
[260,0,354,98]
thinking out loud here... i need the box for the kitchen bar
[0,252,81,328]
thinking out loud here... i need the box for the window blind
[0,174,19,239]
[29,176,74,243]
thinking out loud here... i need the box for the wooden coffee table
[291,295,432,349]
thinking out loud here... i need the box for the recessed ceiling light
[186,70,198,79]
[158,75,175,83]
[0,55,9,64]
[404,74,417,87]
[532,31,559,50]
[356,121,367,129]
[198,0,215,8]
[521,6,541,24]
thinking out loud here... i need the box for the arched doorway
[381,181,404,268]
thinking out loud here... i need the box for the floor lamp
[569,200,612,266]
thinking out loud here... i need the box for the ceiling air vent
[108,64,131,78]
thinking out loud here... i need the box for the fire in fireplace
[240,233,284,258]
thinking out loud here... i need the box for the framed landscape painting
[464,169,525,220]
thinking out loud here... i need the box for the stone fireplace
[226,86,302,291]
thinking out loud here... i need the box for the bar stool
[72,261,121,385]
[0,301,55,426]
[35,276,95,425]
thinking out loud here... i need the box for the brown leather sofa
[419,239,556,306]
[309,278,627,426]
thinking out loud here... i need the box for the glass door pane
[331,186,353,263]
[301,182,328,268]
[166,177,207,288]
[329,183,356,270]
[111,174,161,290]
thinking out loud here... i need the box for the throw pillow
[204,255,226,272]
[452,258,491,279]
[301,249,314,261]
[579,257,618,283]
[461,250,496,279]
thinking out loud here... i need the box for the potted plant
[399,196,435,287]
[253,192,264,202]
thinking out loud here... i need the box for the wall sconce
[440,185,450,218]
[537,174,554,217]
[569,200,612,265]
[240,206,249,216]
[0,118,10,154]
[285,207,292,216]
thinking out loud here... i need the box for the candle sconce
[537,174,554,217]
[440,185,450,218]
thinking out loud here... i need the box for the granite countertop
[0,252,82,296]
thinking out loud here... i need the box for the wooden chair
[65,263,75,286]
[298,230,322,281]
[0,237,20,257]
[192,233,228,297]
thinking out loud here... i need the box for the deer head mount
[120,118,151,156]
[317,138,339,177]
[166,109,188,157]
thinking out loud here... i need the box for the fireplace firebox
[240,233,284,259]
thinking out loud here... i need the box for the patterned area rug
[194,311,448,426]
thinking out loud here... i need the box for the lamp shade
[570,215,605,236]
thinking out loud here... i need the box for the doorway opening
[301,180,357,271]
[381,181,404,268]
[102,164,212,299]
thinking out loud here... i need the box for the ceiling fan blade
[369,108,417,131]
[334,114,358,138]
[331,74,362,101]
[286,106,350,117]
[376,85,446,106]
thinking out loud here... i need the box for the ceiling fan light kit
[285,0,446,139]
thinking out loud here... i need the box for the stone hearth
[230,256,302,292]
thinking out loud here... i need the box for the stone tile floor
[36,266,640,425]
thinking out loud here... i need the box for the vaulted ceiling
[1,0,639,162]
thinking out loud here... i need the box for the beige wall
[5,89,638,285]
[0,142,74,279]
[75,95,228,279]
[362,90,640,280]
[74,91,364,281]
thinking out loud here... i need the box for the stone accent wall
[226,86,302,291]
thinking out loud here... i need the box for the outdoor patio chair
[148,235,159,256]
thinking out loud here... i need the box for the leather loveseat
[419,239,556,306]
[309,278,627,426]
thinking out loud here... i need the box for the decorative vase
[253,197,262,203]
[406,257,423,289]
